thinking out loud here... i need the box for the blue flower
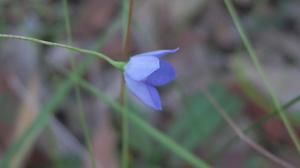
[124,48,179,110]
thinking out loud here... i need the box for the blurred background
[1,0,300,167]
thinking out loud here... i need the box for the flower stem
[0,33,125,70]
[224,0,300,154]
[0,16,121,168]
[121,0,134,167]
[80,81,211,168]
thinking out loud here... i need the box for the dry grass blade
[11,75,40,168]
[202,88,296,168]
[86,104,118,168]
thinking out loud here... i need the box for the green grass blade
[121,0,134,167]
[0,17,121,167]
[212,94,300,160]
[0,59,91,167]
[79,81,211,168]
[62,0,97,167]
[224,0,300,154]
[62,0,72,44]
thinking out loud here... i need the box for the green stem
[62,0,72,44]
[212,94,300,160]
[79,81,211,168]
[62,0,97,167]
[121,92,129,168]
[75,87,97,168]
[224,0,300,154]
[0,59,92,168]
[243,96,300,138]
[0,33,126,70]
[203,89,294,168]
[121,0,134,167]
[0,16,121,168]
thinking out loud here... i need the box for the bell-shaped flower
[124,48,179,110]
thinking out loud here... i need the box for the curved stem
[0,17,121,168]
[0,33,125,70]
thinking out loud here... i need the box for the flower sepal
[111,61,127,71]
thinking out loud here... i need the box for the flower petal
[125,74,162,110]
[133,48,179,58]
[125,56,159,81]
[146,60,176,86]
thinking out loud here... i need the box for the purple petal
[125,56,159,81]
[133,48,179,58]
[146,60,176,86]
[125,74,162,110]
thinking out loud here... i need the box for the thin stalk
[212,94,300,160]
[62,0,96,167]
[74,80,97,168]
[0,59,92,168]
[46,127,63,168]
[121,0,134,167]
[0,16,121,168]
[120,82,129,168]
[202,89,295,168]
[224,0,300,154]
[79,81,211,168]
[63,0,72,43]
[0,33,125,70]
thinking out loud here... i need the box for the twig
[224,0,300,154]
[212,94,300,160]
[202,88,295,168]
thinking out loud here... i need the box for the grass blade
[120,0,134,167]
[79,81,211,168]
[0,59,91,167]
[62,0,97,167]
[224,0,300,154]
[0,17,121,167]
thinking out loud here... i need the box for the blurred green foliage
[129,83,243,167]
